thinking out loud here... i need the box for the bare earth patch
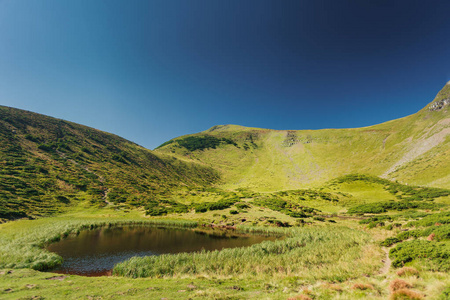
[45,276,67,281]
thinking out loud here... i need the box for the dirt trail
[379,247,392,275]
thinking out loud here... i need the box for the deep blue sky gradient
[1,0,450,149]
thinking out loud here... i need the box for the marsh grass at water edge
[113,226,380,282]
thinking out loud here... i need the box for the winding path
[379,247,392,275]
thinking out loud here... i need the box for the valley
[0,84,450,299]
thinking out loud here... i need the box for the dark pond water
[47,226,278,276]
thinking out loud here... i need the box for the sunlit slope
[156,83,450,191]
[0,106,217,220]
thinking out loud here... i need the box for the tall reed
[113,226,378,282]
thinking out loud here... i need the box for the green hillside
[1,85,450,299]
[2,84,448,220]
[0,106,218,221]
[156,83,450,191]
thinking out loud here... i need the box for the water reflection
[47,226,277,276]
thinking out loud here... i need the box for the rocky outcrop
[282,131,299,147]
[429,98,450,111]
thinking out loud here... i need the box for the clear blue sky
[1,0,450,149]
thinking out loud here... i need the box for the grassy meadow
[1,175,450,299]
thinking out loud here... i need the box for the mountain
[155,83,450,191]
[0,106,218,220]
[2,83,449,220]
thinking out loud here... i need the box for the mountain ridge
[156,83,450,190]
[1,83,449,220]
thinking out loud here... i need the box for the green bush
[422,224,450,241]
[348,200,443,215]
[389,240,450,270]
[367,221,384,228]
[359,215,392,224]
[253,198,316,218]
[407,211,450,227]
[235,202,250,209]
[381,237,400,247]
[348,203,386,214]
[174,135,237,151]
[440,286,450,300]
[37,143,53,152]
[145,207,168,216]
[193,198,238,213]
[24,134,38,142]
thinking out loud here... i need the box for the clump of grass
[390,279,413,292]
[351,283,374,290]
[396,267,419,277]
[322,283,343,292]
[237,225,289,236]
[288,295,312,300]
[301,288,313,295]
[390,289,423,300]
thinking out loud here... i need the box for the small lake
[47,226,278,276]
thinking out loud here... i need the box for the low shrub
[235,202,250,210]
[421,224,450,241]
[440,286,450,300]
[381,237,400,247]
[359,216,392,224]
[174,135,236,151]
[253,198,316,218]
[194,198,238,213]
[407,212,450,227]
[348,201,443,215]
[389,240,450,270]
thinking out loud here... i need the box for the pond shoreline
[46,225,280,276]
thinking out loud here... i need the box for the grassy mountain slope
[0,106,218,220]
[1,84,449,218]
[1,87,450,299]
[156,83,450,191]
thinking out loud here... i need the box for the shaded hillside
[156,83,450,191]
[0,106,218,220]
